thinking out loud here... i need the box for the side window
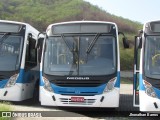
[25,34,37,68]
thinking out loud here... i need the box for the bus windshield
[44,34,116,76]
[144,36,160,79]
[0,34,23,71]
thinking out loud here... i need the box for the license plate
[71,97,84,102]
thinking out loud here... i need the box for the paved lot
[120,84,133,94]
[2,84,158,120]
[11,84,133,111]
[2,73,158,119]
[8,84,141,120]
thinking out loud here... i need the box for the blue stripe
[0,79,8,89]
[114,71,120,88]
[16,69,25,83]
[139,74,145,91]
[133,73,137,91]
[51,83,106,95]
[0,69,38,88]
[40,71,44,86]
[153,87,160,99]
[16,69,39,83]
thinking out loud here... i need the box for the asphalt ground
[1,84,159,120]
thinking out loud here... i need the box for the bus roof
[143,20,160,33]
[49,21,116,25]
[0,20,30,26]
[144,20,160,25]
[46,21,118,35]
[0,20,41,41]
[47,21,117,29]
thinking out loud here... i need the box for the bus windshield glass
[44,34,116,76]
[0,34,23,71]
[144,36,160,79]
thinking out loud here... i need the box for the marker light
[43,77,53,92]
[143,80,157,98]
[5,74,19,88]
[104,78,116,93]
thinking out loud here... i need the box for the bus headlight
[143,80,157,98]
[104,78,116,93]
[43,77,53,92]
[5,74,19,88]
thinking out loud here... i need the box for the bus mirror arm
[118,32,129,48]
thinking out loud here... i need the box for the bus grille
[51,80,106,87]
[58,91,98,96]
[146,78,160,89]
[0,75,5,80]
[59,98,96,105]
[154,83,160,89]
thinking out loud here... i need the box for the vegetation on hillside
[0,0,142,32]
[0,0,143,70]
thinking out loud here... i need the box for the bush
[120,48,134,70]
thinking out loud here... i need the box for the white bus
[38,21,128,107]
[0,20,40,101]
[133,20,160,112]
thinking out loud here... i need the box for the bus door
[133,36,142,107]
[24,34,38,95]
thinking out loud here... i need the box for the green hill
[0,0,142,70]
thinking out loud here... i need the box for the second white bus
[0,20,40,101]
[133,20,160,112]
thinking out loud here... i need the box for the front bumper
[139,91,160,113]
[40,86,120,108]
[0,83,34,101]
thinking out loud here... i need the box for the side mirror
[123,37,129,48]
[28,33,36,49]
[135,36,142,49]
[36,33,44,48]
[118,32,129,48]
[36,32,45,63]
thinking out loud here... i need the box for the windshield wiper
[86,33,101,54]
[60,34,73,52]
[60,34,79,75]
[70,42,79,75]
[0,33,11,43]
